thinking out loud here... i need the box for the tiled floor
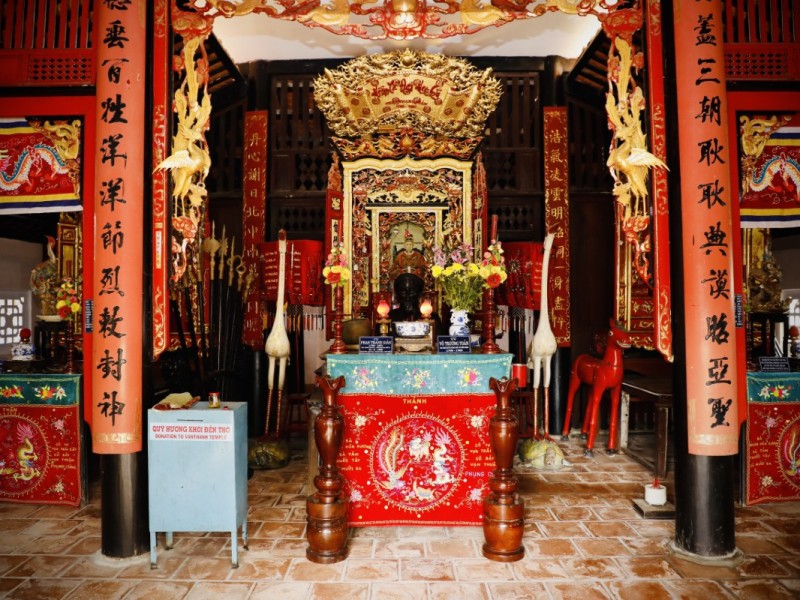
[1,434,798,600]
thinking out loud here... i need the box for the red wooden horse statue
[561,319,631,456]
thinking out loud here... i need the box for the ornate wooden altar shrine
[313,50,502,320]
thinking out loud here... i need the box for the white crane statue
[264,229,291,439]
[527,232,557,440]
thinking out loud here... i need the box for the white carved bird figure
[264,230,292,438]
[528,232,557,440]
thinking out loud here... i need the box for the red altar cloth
[338,392,497,526]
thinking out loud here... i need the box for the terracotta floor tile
[582,520,638,538]
[426,582,490,600]
[247,506,293,521]
[62,578,136,599]
[0,555,28,575]
[172,556,242,580]
[347,538,377,559]
[760,518,800,534]
[538,521,589,537]
[426,539,478,559]
[5,555,75,578]
[183,581,253,600]
[227,557,292,581]
[735,555,793,578]
[0,519,35,537]
[0,504,39,518]
[511,558,569,580]
[778,578,800,592]
[452,558,513,581]
[0,578,23,594]
[343,558,399,580]
[122,580,194,600]
[773,535,800,554]
[368,582,428,599]
[399,558,454,581]
[1,577,79,600]
[573,537,629,557]
[270,538,311,558]
[285,560,345,581]
[622,537,671,556]
[374,540,426,559]
[560,557,625,579]
[309,582,370,599]
[547,581,613,600]
[551,506,595,521]
[248,581,311,600]
[626,519,675,537]
[488,581,549,598]
[606,579,674,600]
[666,555,739,579]
[524,538,579,557]
[735,535,787,555]
[592,506,640,520]
[120,555,186,579]
[19,519,82,536]
[62,536,102,556]
[617,556,681,579]
[172,536,229,557]
[665,579,736,600]
[723,578,798,599]
[524,507,556,521]
[253,521,306,538]
[60,555,126,579]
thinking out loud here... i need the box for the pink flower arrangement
[323,242,351,287]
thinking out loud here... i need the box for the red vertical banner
[91,1,146,454]
[151,0,170,359]
[543,107,571,347]
[644,0,673,361]
[242,111,268,350]
[675,0,739,455]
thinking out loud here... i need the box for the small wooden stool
[284,392,310,440]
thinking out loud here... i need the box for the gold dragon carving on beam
[188,0,623,41]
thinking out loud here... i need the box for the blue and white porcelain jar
[11,328,35,361]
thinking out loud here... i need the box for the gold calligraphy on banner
[543,107,570,347]
[91,0,146,453]
[674,0,739,456]
[242,112,268,350]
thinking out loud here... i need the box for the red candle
[511,363,527,388]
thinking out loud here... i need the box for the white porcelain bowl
[395,321,430,338]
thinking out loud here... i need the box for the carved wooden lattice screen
[263,65,548,243]
[268,73,330,240]
[483,70,543,242]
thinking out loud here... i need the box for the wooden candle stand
[327,285,347,354]
[483,376,525,562]
[306,375,349,563]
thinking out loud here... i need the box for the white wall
[0,238,42,353]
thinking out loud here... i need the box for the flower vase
[449,309,470,337]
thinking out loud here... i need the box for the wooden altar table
[326,353,512,526]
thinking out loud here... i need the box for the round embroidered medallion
[370,414,463,511]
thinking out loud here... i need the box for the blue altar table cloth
[326,353,513,396]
